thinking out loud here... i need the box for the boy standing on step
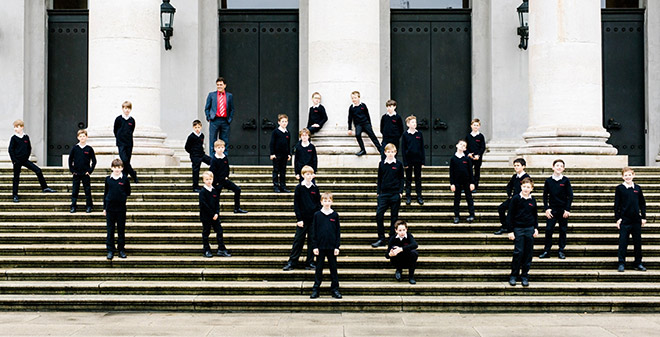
[347,91,382,156]
[539,159,573,260]
[386,220,418,284]
[494,158,529,235]
[185,119,211,193]
[292,128,318,182]
[68,129,97,213]
[199,171,231,258]
[449,139,475,224]
[465,118,486,191]
[283,165,321,271]
[113,101,138,183]
[507,177,539,287]
[210,140,247,214]
[310,192,342,299]
[9,119,56,203]
[614,167,646,272]
[401,115,425,206]
[372,143,404,248]
[103,159,131,260]
[270,114,291,193]
[306,92,327,135]
[380,99,404,160]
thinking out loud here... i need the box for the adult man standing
[205,77,234,156]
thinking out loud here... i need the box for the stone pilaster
[648,1,660,165]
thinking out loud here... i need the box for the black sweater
[293,141,318,176]
[614,184,646,224]
[199,187,220,221]
[113,116,135,147]
[380,114,404,141]
[210,155,230,186]
[506,194,539,231]
[307,105,328,128]
[542,176,574,211]
[377,160,405,194]
[506,173,531,198]
[347,103,371,130]
[270,128,291,156]
[465,133,486,158]
[311,210,341,250]
[449,155,474,185]
[294,183,321,221]
[385,233,418,259]
[8,134,31,163]
[68,145,97,175]
[401,131,425,167]
[103,174,131,211]
[184,132,205,158]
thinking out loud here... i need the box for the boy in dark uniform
[372,143,405,248]
[401,115,425,206]
[68,129,97,213]
[449,139,475,224]
[9,119,56,203]
[210,140,247,214]
[615,167,647,272]
[539,159,573,259]
[347,91,381,156]
[292,128,318,182]
[199,171,231,258]
[506,177,539,287]
[113,101,138,183]
[270,114,292,193]
[386,220,418,284]
[307,92,328,134]
[185,119,212,192]
[380,99,403,160]
[103,159,131,260]
[310,192,342,299]
[465,118,486,190]
[494,158,529,235]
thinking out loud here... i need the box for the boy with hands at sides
[494,158,530,235]
[68,129,97,213]
[103,159,131,260]
[372,143,405,248]
[614,167,647,272]
[310,192,342,299]
[539,159,573,260]
[401,115,425,206]
[270,114,292,193]
[199,171,231,258]
[506,178,539,287]
[449,139,475,224]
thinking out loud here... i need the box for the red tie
[216,92,226,118]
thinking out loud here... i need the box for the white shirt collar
[301,141,310,147]
[215,153,224,159]
[278,126,287,133]
[14,133,24,138]
[470,131,480,137]
[110,173,123,180]
[312,104,319,108]
[302,180,313,188]
[407,129,417,135]
[384,158,396,164]
[552,174,564,181]
[352,103,360,107]
[321,207,334,215]
[396,234,408,240]
[519,192,532,200]
[204,184,213,192]
[122,114,130,120]
[194,131,201,137]
[623,181,635,189]
[77,143,86,149]
[455,152,465,158]
[516,171,526,178]
[387,111,396,116]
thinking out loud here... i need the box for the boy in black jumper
[465,118,486,190]
[386,220,418,284]
[68,129,97,213]
[494,158,530,235]
[401,115,425,206]
[113,101,138,183]
[539,159,573,260]
[270,114,291,193]
[210,140,247,214]
[283,165,321,271]
[292,128,318,182]
[614,167,647,272]
[310,192,342,299]
[506,177,539,287]
[199,171,231,258]
[380,99,404,160]
[449,139,475,224]
[307,92,328,134]
[9,119,56,203]
[372,143,405,248]
[185,120,212,192]
[347,91,381,156]
[103,159,131,260]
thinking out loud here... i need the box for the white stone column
[648,1,660,164]
[301,0,390,167]
[516,0,626,168]
[87,0,177,168]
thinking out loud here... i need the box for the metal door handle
[417,119,429,130]
[433,118,448,130]
[261,118,276,130]
[606,118,621,131]
[242,118,257,130]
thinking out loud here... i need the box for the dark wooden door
[47,10,88,166]
[391,10,472,165]
[219,11,299,165]
[602,9,645,165]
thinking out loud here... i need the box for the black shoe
[310,289,320,299]
[85,206,93,213]
[107,251,114,260]
[472,188,477,194]
[273,185,280,193]
[371,239,386,248]
[217,249,232,257]
[133,175,139,184]
[538,251,550,259]
[508,276,516,286]
[43,187,56,193]
[417,197,424,205]
[635,264,647,272]
[466,216,474,223]
[70,206,76,213]
[521,277,529,287]
[118,251,127,259]
[406,195,412,205]
[193,188,202,193]
[618,264,625,272]
[355,150,366,156]
[395,269,402,281]
[280,186,291,193]
[558,252,566,259]
[203,251,213,258]
[234,208,248,214]
[331,290,342,299]
[304,264,316,270]
[12,196,19,203]
[283,263,294,271]
[453,217,460,224]
[408,278,416,285]
[494,229,505,235]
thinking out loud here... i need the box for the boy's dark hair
[471,118,480,125]
[111,158,124,168]
[552,159,565,167]
[513,158,526,166]
[385,99,397,107]
[121,101,132,109]
[216,77,226,84]
[395,219,408,229]
[192,120,202,127]
[278,114,288,122]
[521,177,534,187]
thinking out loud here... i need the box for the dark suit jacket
[205,91,235,124]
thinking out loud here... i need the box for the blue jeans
[209,118,230,156]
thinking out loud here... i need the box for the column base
[85,126,179,168]
[519,154,628,168]
[313,129,382,168]
[482,139,526,167]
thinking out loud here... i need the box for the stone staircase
[0,166,659,312]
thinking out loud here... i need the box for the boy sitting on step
[283,165,320,271]
[199,171,231,258]
[386,220,418,284]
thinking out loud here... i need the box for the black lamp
[517,0,529,50]
[160,0,176,50]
